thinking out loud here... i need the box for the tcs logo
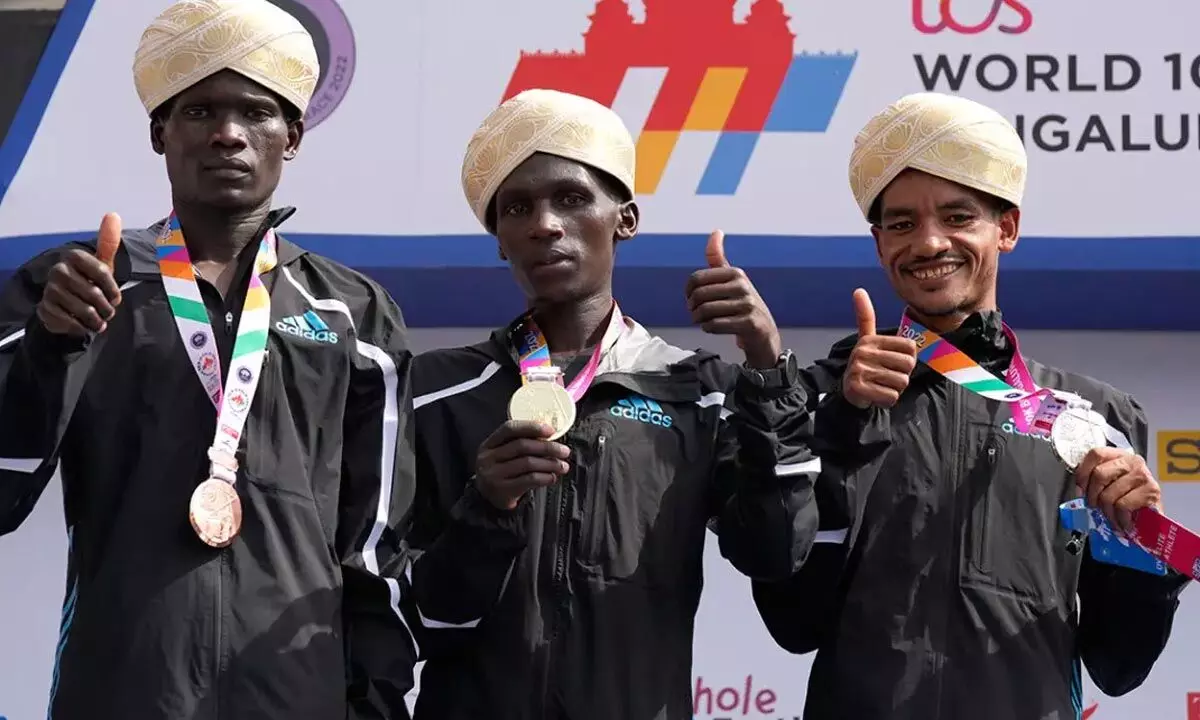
[912,0,1033,35]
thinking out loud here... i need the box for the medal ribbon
[1061,499,1200,581]
[899,313,1133,449]
[1132,508,1200,581]
[899,313,1069,436]
[157,213,276,481]
[514,303,626,402]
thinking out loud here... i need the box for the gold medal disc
[508,382,576,440]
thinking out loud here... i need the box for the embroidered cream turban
[462,89,637,230]
[848,92,1027,221]
[133,0,320,116]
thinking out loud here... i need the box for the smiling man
[750,92,1190,720]
[0,1,416,718]
[404,88,822,719]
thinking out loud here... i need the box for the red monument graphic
[500,0,856,194]
[505,0,794,132]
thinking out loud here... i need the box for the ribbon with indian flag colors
[898,312,1071,435]
[157,212,275,481]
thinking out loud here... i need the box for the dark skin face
[150,69,303,214]
[871,169,1020,332]
[492,153,638,347]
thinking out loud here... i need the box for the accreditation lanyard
[513,303,626,401]
[157,213,275,479]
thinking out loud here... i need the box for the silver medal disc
[1050,406,1109,470]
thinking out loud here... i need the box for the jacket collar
[481,309,695,377]
[936,309,1015,374]
[265,206,306,266]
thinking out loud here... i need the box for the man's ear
[150,116,166,155]
[282,119,305,161]
[614,200,639,242]
[997,207,1021,254]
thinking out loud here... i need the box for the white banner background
[3,0,1200,239]
[1,0,1198,717]
[1,328,1197,720]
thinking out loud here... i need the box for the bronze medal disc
[188,478,243,548]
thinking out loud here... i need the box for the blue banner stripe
[1,232,1198,271]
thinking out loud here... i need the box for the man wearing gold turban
[752,92,1190,719]
[0,2,416,718]
[404,88,823,719]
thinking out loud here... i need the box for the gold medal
[508,380,576,441]
[188,478,243,548]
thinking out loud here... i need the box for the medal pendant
[508,366,576,441]
[188,478,243,548]
[1050,406,1109,471]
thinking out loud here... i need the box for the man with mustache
[0,1,415,717]
[405,88,823,719]
[752,91,1190,719]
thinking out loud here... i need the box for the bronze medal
[188,478,243,548]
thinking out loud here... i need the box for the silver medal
[1050,406,1109,470]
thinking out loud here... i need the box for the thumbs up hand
[685,229,782,369]
[36,212,124,336]
[841,288,918,409]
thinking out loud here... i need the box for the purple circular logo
[270,0,356,130]
[190,331,207,348]
[238,367,253,383]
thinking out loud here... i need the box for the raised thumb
[97,212,123,270]
[852,287,876,337]
[705,229,728,268]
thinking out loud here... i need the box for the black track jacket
[0,209,417,720]
[406,314,825,719]
[753,311,1190,720]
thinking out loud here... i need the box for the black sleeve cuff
[1106,563,1193,601]
[22,316,90,359]
[814,385,888,451]
[733,366,806,404]
[449,482,531,551]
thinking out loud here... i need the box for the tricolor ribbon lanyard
[158,213,276,483]
[514,303,627,400]
[898,313,1130,450]
[899,314,1200,581]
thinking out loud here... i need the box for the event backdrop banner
[0,327,1198,720]
[0,0,1197,329]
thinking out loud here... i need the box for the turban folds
[133,0,320,116]
[462,89,636,230]
[848,92,1027,221]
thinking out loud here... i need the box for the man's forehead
[881,170,983,212]
[174,70,279,102]
[497,153,595,193]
